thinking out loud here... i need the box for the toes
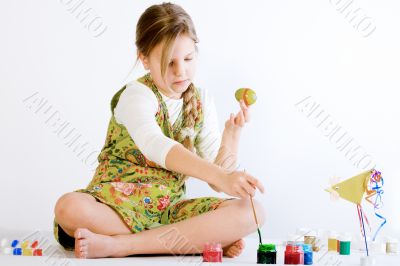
[75,248,87,259]
[231,247,240,256]
[226,251,234,258]
[235,239,245,249]
[78,239,88,248]
[74,228,91,259]
[226,247,239,258]
[75,238,88,254]
[230,243,244,257]
[223,239,245,258]
[79,245,88,253]
[79,250,88,259]
[74,228,90,239]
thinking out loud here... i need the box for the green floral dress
[54,73,231,250]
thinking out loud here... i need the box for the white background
[0,0,399,241]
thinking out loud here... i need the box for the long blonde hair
[136,2,199,151]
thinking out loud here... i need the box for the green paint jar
[339,236,351,255]
[257,244,276,264]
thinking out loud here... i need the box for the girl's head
[136,2,198,99]
[136,3,199,151]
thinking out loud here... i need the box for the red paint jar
[203,243,222,262]
[284,244,304,265]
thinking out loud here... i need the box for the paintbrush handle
[250,196,260,227]
[244,169,263,245]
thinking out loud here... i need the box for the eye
[169,61,174,66]
[185,58,193,61]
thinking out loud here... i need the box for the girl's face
[139,34,197,99]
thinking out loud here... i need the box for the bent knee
[231,198,266,227]
[54,192,95,224]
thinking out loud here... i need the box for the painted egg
[235,88,257,106]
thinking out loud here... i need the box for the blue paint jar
[302,244,313,265]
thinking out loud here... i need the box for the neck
[160,89,182,100]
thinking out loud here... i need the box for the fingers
[232,174,260,198]
[230,113,235,124]
[234,109,245,127]
[230,99,251,127]
[237,186,251,199]
[240,177,256,197]
[234,181,255,198]
[240,100,251,122]
[245,173,265,194]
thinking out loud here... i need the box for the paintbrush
[245,169,263,245]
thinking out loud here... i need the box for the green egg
[235,88,257,106]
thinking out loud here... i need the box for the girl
[54,2,265,259]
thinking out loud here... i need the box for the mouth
[173,79,189,85]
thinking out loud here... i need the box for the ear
[137,51,150,70]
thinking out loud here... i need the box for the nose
[173,61,185,77]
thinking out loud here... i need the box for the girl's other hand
[214,170,265,198]
[225,99,251,134]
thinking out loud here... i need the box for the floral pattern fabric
[53,74,230,250]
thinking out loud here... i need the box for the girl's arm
[208,128,241,192]
[165,142,264,198]
[214,125,241,171]
[165,99,261,198]
[208,99,249,192]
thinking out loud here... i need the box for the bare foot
[223,239,245,258]
[74,228,119,259]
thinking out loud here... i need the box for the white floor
[0,228,399,266]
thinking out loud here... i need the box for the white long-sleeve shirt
[114,80,221,169]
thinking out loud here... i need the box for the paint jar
[339,236,351,255]
[302,244,313,265]
[284,244,304,265]
[304,231,318,252]
[202,242,222,262]
[385,237,398,254]
[327,232,338,252]
[13,248,22,256]
[257,243,276,264]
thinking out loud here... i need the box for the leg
[164,197,244,257]
[54,192,132,237]
[74,198,266,258]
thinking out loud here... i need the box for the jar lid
[258,244,276,252]
[203,242,222,251]
[302,244,312,252]
[286,244,303,252]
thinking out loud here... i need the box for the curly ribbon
[365,169,387,241]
